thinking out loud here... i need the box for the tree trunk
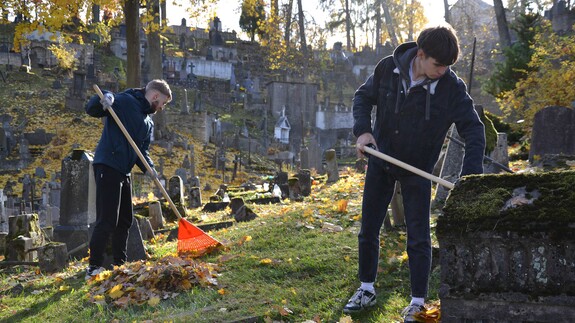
[296,0,307,55]
[443,0,451,24]
[493,0,511,48]
[124,0,141,88]
[145,0,166,140]
[284,0,293,46]
[375,0,382,51]
[381,0,398,47]
[345,0,351,50]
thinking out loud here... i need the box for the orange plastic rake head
[177,218,221,256]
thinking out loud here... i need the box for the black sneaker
[343,288,377,313]
[401,304,425,322]
[85,265,105,280]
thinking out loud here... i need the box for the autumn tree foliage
[483,12,542,98]
[240,0,267,42]
[496,20,575,130]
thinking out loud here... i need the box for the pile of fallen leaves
[86,255,219,307]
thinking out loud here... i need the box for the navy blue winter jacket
[85,88,155,175]
[353,41,485,177]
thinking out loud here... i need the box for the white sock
[360,282,375,293]
[410,297,425,306]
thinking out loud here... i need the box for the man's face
[419,53,449,80]
[150,92,170,113]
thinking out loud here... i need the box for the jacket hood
[391,41,445,120]
[392,41,418,80]
[124,88,154,114]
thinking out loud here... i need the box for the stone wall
[437,171,575,322]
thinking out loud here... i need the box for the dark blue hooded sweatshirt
[352,41,485,177]
[85,88,155,175]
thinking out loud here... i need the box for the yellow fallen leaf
[218,288,226,295]
[260,258,273,265]
[344,255,351,262]
[148,296,161,307]
[180,279,192,290]
[108,284,124,299]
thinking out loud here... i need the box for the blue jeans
[358,158,432,298]
[89,164,133,267]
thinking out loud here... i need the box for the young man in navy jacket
[84,79,172,279]
[345,25,485,321]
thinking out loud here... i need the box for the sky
[165,0,496,42]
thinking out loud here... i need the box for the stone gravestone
[0,189,6,232]
[325,149,339,183]
[53,150,96,258]
[181,89,190,114]
[300,146,309,170]
[148,201,164,230]
[308,138,323,172]
[6,213,46,261]
[297,169,311,197]
[20,138,31,162]
[529,106,575,164]
[434,126,464,206]
[484,132,510,174]
[188,187,202,209]
[189,144,196,178]
[168,175,186,219]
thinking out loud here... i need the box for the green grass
[0,172,441,322]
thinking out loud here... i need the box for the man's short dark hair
[416,25,459,66]
[146,79,172,103]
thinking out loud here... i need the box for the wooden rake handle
[93,84,184,219]
[363,146,455,190]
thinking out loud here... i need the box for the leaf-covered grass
[0,171,441,322]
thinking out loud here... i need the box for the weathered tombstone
[35,167,46,178]
[136,217,155,241]
[438,171,575,321]
[148,201,164,230]
[485,132,510,174]
[189,144,196,178]
[65,70,87,111]
[287,177,301,200]
[300,146,309,170]
[168,176,185,206]
[0,189,6,232]
[21,174,33,205]
[325,149,339,183]
[19,138,31,161]
[274,171,289,199]
[38,242,68,273]
[308,138,323,172]
[182,155,191,169]
[189,175,200,188]
[6,213,45,261]
[434,126,464,206]
[53,150,96,258]
[175,168,188,184]
[229,197,257,222]
[188,187,202,209]
[181,89,190,114]
[48,181,61,208]
[529,106,575,164]
[297,169,311,197]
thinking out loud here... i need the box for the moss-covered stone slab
[439,170,575,234]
